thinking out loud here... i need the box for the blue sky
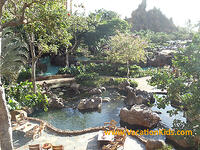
[74,0,200,27]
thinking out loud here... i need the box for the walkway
[133,76,166,94]
[36,77,75,88]
[15,131,145,150]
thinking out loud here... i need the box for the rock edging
[26,117,104,136]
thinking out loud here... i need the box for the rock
[118,80,130,90]
[10,110,27,121]
[78,97,102,110]
[102,97,111,102]
[120,104,160,128]
[48,95,65,109]
[148,50,175,67]
[21,107,34,115]
[70,82,80,94]
[153,111,162,114]
[145,140,165,150]
[89,88,102,95]
[166,135,194,149]
[99,87,106,92]
[58,92,64,96]
[136,89,155,104]
[50,55,66,67]
[125,87,155,106]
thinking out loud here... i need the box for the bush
[17,68,32,83]
[58,65,85,76]
[75,72,99,82]
[5,81,48,111]
[105,78,138,88]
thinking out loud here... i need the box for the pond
[32,89,186,132]
[38,57,61,76]
[32,89,125,130]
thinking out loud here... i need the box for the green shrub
[17,68,32,83]
[105,78,138,88]
[58,64,85,76]
[75,72,99,82]
[5,81,48,111]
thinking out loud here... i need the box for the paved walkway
[15,131,145,150]
[36,77,75,88]
[134,76,166,94]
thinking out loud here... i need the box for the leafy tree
[106,32,148,77]
[83,10,130,54]
[0,0,68,149]
[149,33,200,147]
[64,13,89,67]
[15,1,72,93]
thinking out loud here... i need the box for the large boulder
[37,62,47,73]
[78,97,102,110]
[125,86,154,106]
[148,50,175,67]
[166,135,194,149]
[48,94,65,109]
[120,104,160,128]
[136,89,155,104]
[145,140,165,150]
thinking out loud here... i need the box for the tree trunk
[31,59,37,93]
[29,34,37,93]
[65,51,69,67]
[0,25,14,150]
[127,61,130,78]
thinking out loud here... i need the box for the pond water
[32,89,125,130]
[38,57,61,76]
[33,89,186,132]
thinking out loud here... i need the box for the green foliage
[83,9,130,54]
[5,81,48,111]
[135,30,171,45]
[17,68,32,83]
[158,145,173,150]
[149,33,200,139]
[58,65,85,76]
[107,32,147,64]
[104,78,138,88]
[75,72,99,82]
[1,28,29,83]
[107,32,147,77]
[58,63,155,78]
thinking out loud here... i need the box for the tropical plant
[5,81,48,111]
[1,28,28,83]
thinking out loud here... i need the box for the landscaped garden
[0,0,199,150]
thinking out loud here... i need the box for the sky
[74,0,200,27]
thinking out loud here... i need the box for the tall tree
[0,0,69,149]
